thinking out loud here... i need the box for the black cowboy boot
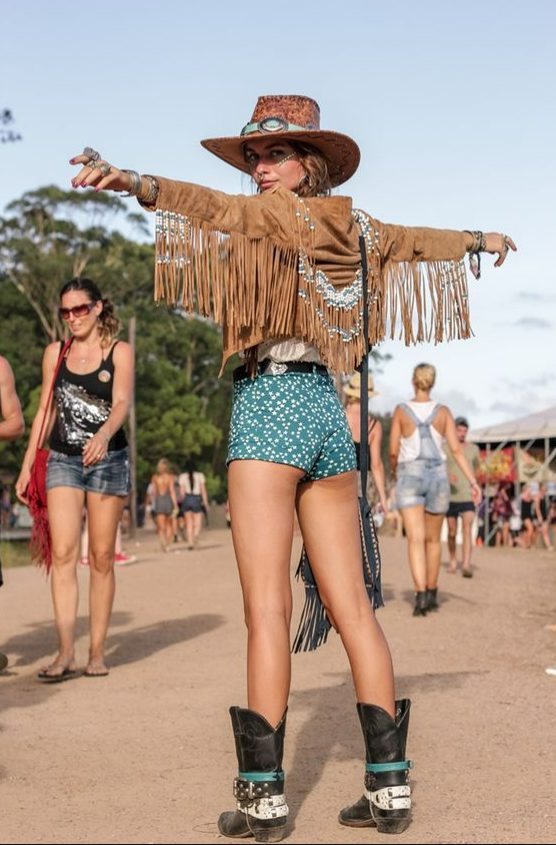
[413,591,428,616]
[339,698,412,833]
[426,587,439,610]
[218,706,288,843]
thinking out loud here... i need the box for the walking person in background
[343,372,387,514]
[15,278,132,680]
[519,483,536,549]
[179,460,209,550]
[150,458,178,552]
[0,355,25,673]
[69,92,514,839]
[445,416,480,577]
[390,364,482,616]
[534,483,554,552]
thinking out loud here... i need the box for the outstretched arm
[69,152,283,239]
[377,221,516,272]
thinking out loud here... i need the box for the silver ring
[83,146,100,162]
[97,162,111,177]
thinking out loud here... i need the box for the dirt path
[1,526,555,844]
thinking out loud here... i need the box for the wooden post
[128,316,137,538]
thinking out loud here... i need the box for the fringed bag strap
[358,234,370,499]
[36,338,73,450]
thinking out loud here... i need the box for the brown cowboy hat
[343,371,379,399]
[201,94,360,188]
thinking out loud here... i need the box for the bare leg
[461,510,475,573]
[45,486,85,675]
[155,514,168,551]
[424,511,445,590]
[540,521,554,550]
[165,514,174,547]
[86,492,124,675]
[297,471,395,715]
[228,459,302,727]
[192,511,203,545]
[185,511,194,549]
[447,515,458,572]
[400,505,427,591]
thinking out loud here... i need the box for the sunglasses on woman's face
[58,301,97,320]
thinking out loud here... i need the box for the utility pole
[128,316,137,538]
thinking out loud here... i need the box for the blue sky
[2,0,555,429]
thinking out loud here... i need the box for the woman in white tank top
[390,364,481,617]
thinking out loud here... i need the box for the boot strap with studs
[233,771,288,819]
[366,784,411,811]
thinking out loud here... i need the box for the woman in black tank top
[15,277,133,680]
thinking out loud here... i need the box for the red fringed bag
[26,339,73,573]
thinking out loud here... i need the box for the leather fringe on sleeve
[153,202,472,374]
[371,254,471,345]
[154,209,298,333]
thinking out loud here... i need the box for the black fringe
[292,497,384,654]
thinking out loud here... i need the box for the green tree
[0,187,231,496]
[0,186,150,341]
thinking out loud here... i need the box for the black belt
[233,361,329,382]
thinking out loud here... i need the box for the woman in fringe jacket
[69,94,515,842]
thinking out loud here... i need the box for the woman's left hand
[483,233,517,267]
[82,432,109,466]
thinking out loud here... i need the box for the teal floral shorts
[227,370,357,480]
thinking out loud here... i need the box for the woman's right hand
[70,150,132,194]
[471,481,482,506]
[15,467,30,505]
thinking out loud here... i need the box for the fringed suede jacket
[143,179,471,373]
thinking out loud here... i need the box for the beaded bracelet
[140,174,160,205]
[464,230,487,253]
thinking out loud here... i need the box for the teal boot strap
[239,770,285,782]
[366,760,413,773]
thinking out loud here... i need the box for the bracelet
[464,230,487,280]
[464,230,487,253]
[121,169,142,197]
[139,174,160,206]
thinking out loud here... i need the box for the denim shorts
[395,459,450,514]
[46,447,131,497]
[227,370,357,481]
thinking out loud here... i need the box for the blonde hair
[156,458,171,474]
[412,363,436,391]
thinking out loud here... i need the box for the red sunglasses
[58,301,97,320]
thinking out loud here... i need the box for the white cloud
[512,317,552,329]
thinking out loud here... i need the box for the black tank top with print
[49,342,127,456]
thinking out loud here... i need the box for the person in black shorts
[445,417,480,577]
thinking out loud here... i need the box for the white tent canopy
[469,406,556,444]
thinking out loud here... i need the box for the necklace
[75,345,96,365]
